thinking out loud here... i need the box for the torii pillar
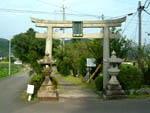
[46,27,53,59]
[103,26,110,90]
[31,17,126,91]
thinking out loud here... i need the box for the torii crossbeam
[31,16,126,90]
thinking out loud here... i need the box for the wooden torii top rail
[31,17,126,28]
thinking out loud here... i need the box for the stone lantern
[103,51,127,99]
[37,54,58,101]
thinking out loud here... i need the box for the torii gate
[31,17,126,90]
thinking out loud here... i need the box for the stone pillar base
[37,78,59,101]
[103,83,127,100]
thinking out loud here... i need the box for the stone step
[37,91,59,101]
[40,85,56,91]
[103,94,127,100]
[105,90,125,96]
[107,84,122,90]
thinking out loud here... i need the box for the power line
[0,8,58,15]
[144,0,150,8]
[128,19,150,23]
[0,8,138,20]
[36,0,101,18]
[126,21,150,25]
[121,12,137,35]
[107,12,137,20]
[0,8,100,18]
[36,0,62,8]
[144,0,149,7]
[144,9,150,15]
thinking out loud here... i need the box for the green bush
[30,74,45,95]
[29,74,58,96]
[50,76,58,88]
[118,64,143,90]
[56,57,70,76]
[143,71,150,85]
[94,75,103,91]
[143,67,150,85]
[79,58,87,77]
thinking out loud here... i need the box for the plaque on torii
[31,17,126,90]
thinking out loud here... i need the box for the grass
[21,90,36,102]
[57,85,64,89]
[0,62,24,78]
[128,94,150,99]
[21,89,38,102]
[21,90,29,102]
[59,74,95,89]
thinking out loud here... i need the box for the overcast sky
[0,0,150,44]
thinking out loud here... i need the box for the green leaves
[0,38,9,56]
[0,63,23,78]
[12,28,60,74]
[11,28,45,74]
[110,28,132,59]
[118,64,143,90]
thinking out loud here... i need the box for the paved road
[0,70,30,113]
[52,66,99,99]
[0,70,150,113]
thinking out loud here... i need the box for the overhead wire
[144,9,150,15]
[121,11,137,35]
[144,0,150,8]
[129,20,138,42]
[0,8,59,15]
[0,8,101,18]
[144,0,149,7]
[0,7,137,20]
[36,0,100,18]
[36,0,62,8]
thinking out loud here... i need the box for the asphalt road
[0,70,150,113]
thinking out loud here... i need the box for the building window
[73,21,83,37]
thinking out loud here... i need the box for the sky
[0,0,150,44]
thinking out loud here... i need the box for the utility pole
[62,0,66,47]
[101,14,104,20]
[9,39,11,76]
[138,0,144,72]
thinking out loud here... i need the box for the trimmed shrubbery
[50,76,58,88]
[30,74,45,95]
[56,57,70,76]
[143,67,150,85]
[93,64,143,92]
[29,74,58,95]
[94,75,103,91]
[118,64,143,90]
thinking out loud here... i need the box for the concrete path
[0,70,30,113]
[51,66,99,99]
[0,68,150,113]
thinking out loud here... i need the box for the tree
[12,28,45,74]
[86,39,103,64]
[12,28,60,74]
[110,27,132,59]
[55,28,132,77]
[55,39,90,77]
[0,38,9,57]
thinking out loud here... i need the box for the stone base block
[37,91,59,101]
[107,84,122,90]
[103,83,127,100]
[37,79,59,101]
[103,94,127,100]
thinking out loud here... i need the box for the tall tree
[110,27,132,59]
[12,28,60,74]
